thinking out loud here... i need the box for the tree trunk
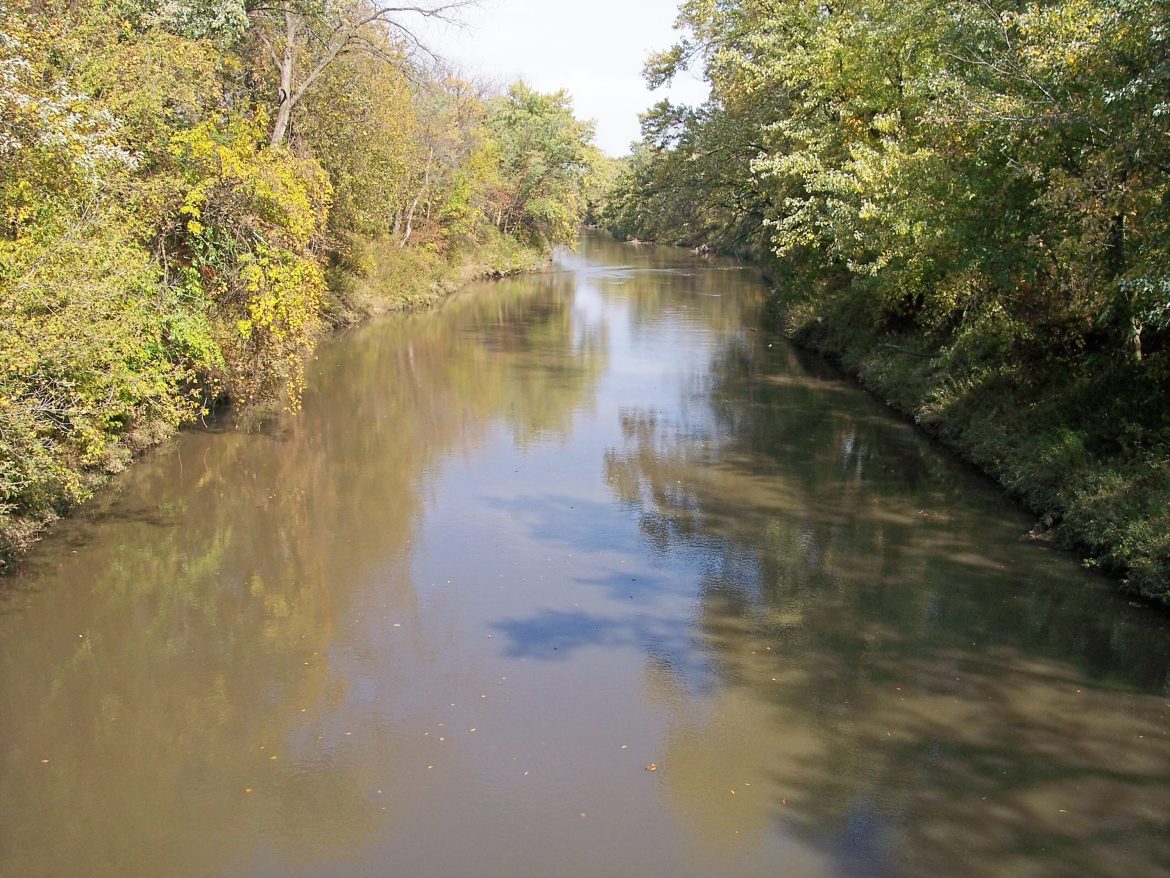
[401,194,420,246]
[269,7,299,147]
[401,148,434,246]
[1108,209,1142,362]
[271,97,294,148]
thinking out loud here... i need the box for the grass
[346,230,548,317]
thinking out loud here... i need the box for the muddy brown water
[2,233,1169,878]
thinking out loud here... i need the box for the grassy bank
[343,229,548,318]
[768,295,1170,606]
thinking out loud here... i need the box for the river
[2,232,1168,877]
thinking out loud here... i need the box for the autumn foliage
[0,0,598,565]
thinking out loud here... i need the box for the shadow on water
[2,232,1168,878]
[591,300,1170,877]
[0,271,610,878]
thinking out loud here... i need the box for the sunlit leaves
[487,83,596,246]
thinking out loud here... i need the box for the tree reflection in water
[602,328,1170,878]
[1,233,1167,878]
[0,272,607,878]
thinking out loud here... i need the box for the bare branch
[258,0,479,144]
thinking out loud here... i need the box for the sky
[413,0,709,156]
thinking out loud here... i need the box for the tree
[487,83,596,245]
[604,0,1170,598]
[251,0,474,147]
[296,34,421,245]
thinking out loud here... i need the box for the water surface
[2,233,1169,878]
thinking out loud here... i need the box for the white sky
[413,0,709,156]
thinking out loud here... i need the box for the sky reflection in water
[1,233,1169,878]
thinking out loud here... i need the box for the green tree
[250,0,472,147]
[488,83,596,246]
[605,0,1170,598]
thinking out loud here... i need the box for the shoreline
[767,296,1170,610]
[0,238,552,577]
[623,238,1170,609]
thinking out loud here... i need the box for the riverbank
[765,294,1170,607]
[343,231,548,319]
[595,0,1169,608]
[0,234,549,575]
[7,229,1168,878]
[3,3,604,577]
